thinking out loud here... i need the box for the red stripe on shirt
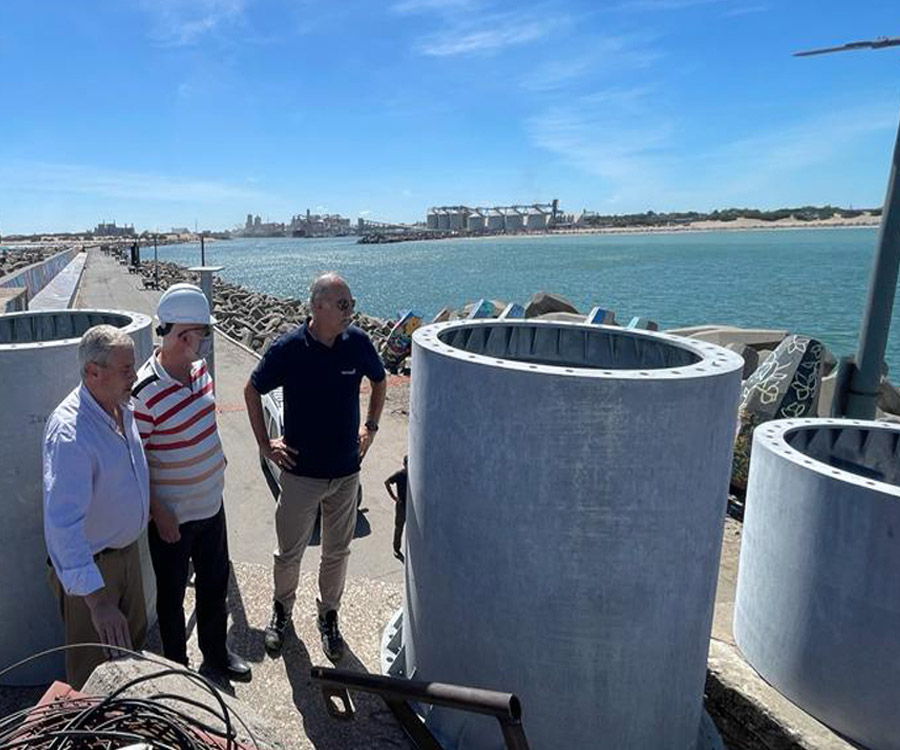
[155,381,213,426]
[134,412,155,424]
[145,422,217,451]
[146,383,182,408]
[191,364,208,383]
[153,402,215,436]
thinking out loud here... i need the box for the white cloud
[614,0,723,10]
[0,161,269,204]
[417,19,552,57]
[527,94,897,209]
[140,0,247,46]
[723,4,769,17]
[391,0,477,14]
[519,34,663,91]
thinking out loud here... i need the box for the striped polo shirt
[132,352,225,525]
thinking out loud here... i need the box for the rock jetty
[137,261,394,355]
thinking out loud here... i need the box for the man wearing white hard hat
[132,283,251,680]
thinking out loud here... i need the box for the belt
[45,540,137,568]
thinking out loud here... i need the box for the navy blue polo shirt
[251,322,386,479]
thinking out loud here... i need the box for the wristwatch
[365,420,379,433]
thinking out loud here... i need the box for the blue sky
[1,0,898,233]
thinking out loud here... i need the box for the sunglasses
[182,325,212,338]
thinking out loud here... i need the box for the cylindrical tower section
[405,320,743,749]
[734,418,900,750]
[0,309,153,685]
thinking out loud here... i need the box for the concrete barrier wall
[0,247,80,311]
[30,253,89,310]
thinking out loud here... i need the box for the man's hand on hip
[262,436,298,470]
[84,590,132,657]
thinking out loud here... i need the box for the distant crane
[795,36,900,418]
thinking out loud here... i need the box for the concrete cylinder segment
[735,418,900,750]
[403,320,743,750]
[0,310,153,685]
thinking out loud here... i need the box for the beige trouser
[47,540,147,690]
[273,471,359,615]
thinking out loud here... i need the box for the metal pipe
[310,667,522,721]
[153,235,159,289]
[843,111,900,418]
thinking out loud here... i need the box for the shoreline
[410,217,880,244]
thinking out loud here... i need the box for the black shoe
[317,610,345,661]
[201,650,252,682]
[393,549,405,562]
[264,601,291,654]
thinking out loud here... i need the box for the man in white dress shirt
[43,324,150,688]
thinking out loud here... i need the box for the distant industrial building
[239,213,286,237]
[92,221,135,237]
[426,200,560,234]
[290,209,353,237]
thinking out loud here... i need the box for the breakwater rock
[137,261,393,356]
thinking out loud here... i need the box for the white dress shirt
[43,384,150,596]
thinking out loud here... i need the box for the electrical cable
[0,644,266,750]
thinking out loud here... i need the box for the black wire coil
[0,645,265,750]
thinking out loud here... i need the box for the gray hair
[308,272,346,306]
[78,325,133,377]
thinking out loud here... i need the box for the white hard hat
[156,283,217,325]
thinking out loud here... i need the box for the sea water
[159,227,900,373]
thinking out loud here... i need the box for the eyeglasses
[334,298,356,313]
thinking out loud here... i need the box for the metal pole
[189,265,223,384]
[200,234,206,266]
[153,235,159,289]
[841,112,900,418]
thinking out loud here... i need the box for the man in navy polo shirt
[244,272,386,660]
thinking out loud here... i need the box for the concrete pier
[0,247,872,750]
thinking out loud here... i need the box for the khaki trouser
[274,471,359,615]
[47,540,147,690]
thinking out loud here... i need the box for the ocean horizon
[156,227,900,376]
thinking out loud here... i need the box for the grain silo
[449,208,469,231]
[504,208,524,232]
[486,209,505,231]
[467,210,486,231]
[426,210,439,230]
[525,209,548,230]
